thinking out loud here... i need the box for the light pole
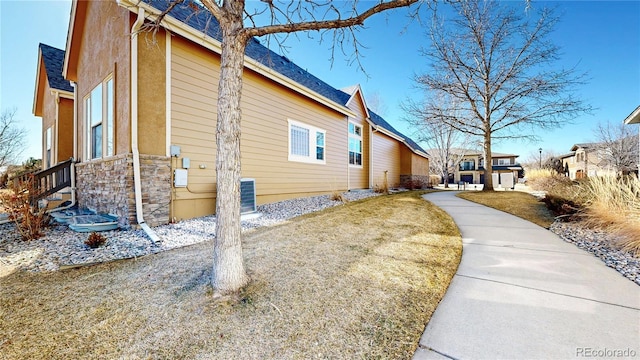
[538,148,542,169]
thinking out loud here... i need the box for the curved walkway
[414,191,640,359]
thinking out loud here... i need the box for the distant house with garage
[32,0,429,228]
[427,149,522,188]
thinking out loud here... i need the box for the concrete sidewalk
[414,191,640,360]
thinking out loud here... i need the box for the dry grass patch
[0,191,462,359]
[457,191,556,228]
[577,176,640,254]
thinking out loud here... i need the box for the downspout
[131,7,160,243]
[71,81,78,161]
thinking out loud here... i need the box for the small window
[288,120,326,164]
[84,75,114,161]
[45,127,52,169]
[497,158,510,166]
[348,121,363,166]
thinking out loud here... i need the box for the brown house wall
[75,0,131,161]
[170,35,349,221]
[345,97,369,189]
[137,30,167,156]
[371,132,401,188]
[41,76,56,167]
[57,97,74,162]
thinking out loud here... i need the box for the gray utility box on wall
[240,178,256,214]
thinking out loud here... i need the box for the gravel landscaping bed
[550,221,640,286]
[0,190,379,273]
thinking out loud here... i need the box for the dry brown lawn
[457,191,556,228]
[0,191,462,359]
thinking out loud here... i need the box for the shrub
[0,175,49,240]
[540,194,580,220]
[330,190,347,203]
[85,232,107,249]
[404,179,426,190]
[373,183,389,194]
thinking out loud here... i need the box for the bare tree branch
[406,0,591,191]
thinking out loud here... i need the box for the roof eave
[344,85,371,119]
[371,124,428,159]
[624,105,640,125]
[33,49,45,117]
[117,0,356,118]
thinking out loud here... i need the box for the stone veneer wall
[400,174,430,189]
[75,154,171,228]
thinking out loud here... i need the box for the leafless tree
[0,109,27,169]
[593,121,639,175]
[404,0,590,191]
[404,96,476,188]
[145,0,420,294]
[366,91,389,117]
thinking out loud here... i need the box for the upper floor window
[497,158,511,166]
[84,76,114,160]
[460,160,475,171]
[348,122,362,166]
[288,119,325,164]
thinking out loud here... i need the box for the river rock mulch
[550,221,640,286]
[0,191,379,273]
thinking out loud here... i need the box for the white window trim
[497,158,511,165]
[348,121,363,168]
[84,75,115,161]
[287,119,326,165]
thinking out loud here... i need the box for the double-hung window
[497,158,511,166]
[85,76,114,160]
[348,122,362,166]
[288,119,325,164]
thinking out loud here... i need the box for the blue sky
[1,0,639,164]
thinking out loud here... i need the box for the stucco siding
[41,76,56,167]
[57,97,74,162]
[371,132,401,188]
[75,1,131,161]
[170,35,348,221]
[137,31,167,156]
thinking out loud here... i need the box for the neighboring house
[32,0,428,228]
[559,152,575,177]
[624,105,640,174]
[33,44,74,170]
[563,143,618,179]
[427,149,522,187]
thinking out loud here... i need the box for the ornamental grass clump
[578,175,640,255]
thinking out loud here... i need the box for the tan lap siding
[170,36,348,220]
[240,64,348,201]
[171,37,219,220]
[345,96,369,189]
[371,132,401,188]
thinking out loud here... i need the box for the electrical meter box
[174,169,188,187]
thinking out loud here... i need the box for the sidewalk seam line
[417,343,459,360]
[456,274,640,311]
[461,242,593,255]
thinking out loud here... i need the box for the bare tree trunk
[482,135,493,191]
[213,6,249,294]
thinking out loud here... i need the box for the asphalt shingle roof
[146,0,425,155]
[39,43,73,93]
